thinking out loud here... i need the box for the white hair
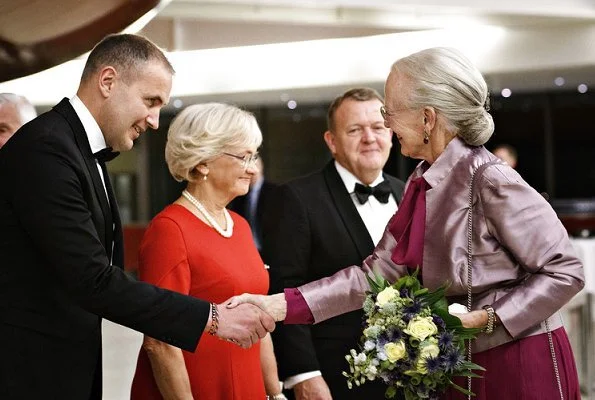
[165,103,262,182]
[0,93,37,125]
[392,47,494,146]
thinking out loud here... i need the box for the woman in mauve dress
[231,47,584,400]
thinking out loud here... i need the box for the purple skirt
[443,328,580,400]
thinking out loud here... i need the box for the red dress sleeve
[138,215,191,295]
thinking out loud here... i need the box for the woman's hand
[451,310,488,329]
[226,293,287,322]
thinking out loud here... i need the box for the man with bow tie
[262,88,405,400]
[0,33,274,400]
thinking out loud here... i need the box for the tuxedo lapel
[323,162,374,259]
[53,99,115,259]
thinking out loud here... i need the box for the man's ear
[323,130,337,155]
[98,66,118,98]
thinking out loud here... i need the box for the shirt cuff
[284,288,314,324]
[283,371,322,389]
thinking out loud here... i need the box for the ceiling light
[554,77,565,87]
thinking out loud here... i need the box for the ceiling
[0,0,164,82]
[1,0,595,107]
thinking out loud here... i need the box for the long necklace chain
[182,190,233,238]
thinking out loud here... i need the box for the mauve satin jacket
[297,137,585,353]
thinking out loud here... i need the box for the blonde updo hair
[392,47,494,146]
[165,103,262,182]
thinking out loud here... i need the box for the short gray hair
[0,93,37,125]
[165,103,263,182]
[392,47,494,146]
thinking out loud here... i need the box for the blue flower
[425,356,442,374]
[442,349,465,373]
[380,326,403,342]
[438,331,454,349]
[402,300,422,321]
[432,315,446,329]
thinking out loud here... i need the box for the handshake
[207,293,287,349]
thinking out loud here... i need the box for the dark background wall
[140,88,595,219]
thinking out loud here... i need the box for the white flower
[420,341,440,360]
[384,340,407,363]
[363,325,382,338]
[364,340,376,351]
[376,287,399,306]
[448,303,468,314]
[354,353,367,365]
[365,365,378,380]
[404,316,438,341]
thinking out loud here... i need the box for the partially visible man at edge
[0,33,275,400]
[0,93,37,148]
[263,88,405,399]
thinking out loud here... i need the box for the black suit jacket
[228,179,277,250]
[263,161,405,399]
[0,99,209,400]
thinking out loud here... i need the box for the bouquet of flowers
[343,269,484,400]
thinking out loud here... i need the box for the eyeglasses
[222,152,260,170]
[380,105,416,121]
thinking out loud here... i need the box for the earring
[423,130,430,144]
[203,174,208,181]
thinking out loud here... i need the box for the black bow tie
[93,147,120,163]
[354,180,392,204]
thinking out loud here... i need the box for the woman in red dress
[131,103,285,400]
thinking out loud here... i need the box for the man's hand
[293,376,332,400]
[226,293,287,322]
[215,302,275,348]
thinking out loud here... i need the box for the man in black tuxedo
[0,33,274,400]
[263,88,405,399]
[228,158,276,253]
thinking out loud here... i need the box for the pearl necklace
[182,190,233,238]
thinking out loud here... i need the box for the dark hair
[326,87,384,132]
[80,33,174,82]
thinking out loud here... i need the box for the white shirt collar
[69,95,106,154]
[334,160,384,192]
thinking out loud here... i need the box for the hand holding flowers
[343,270,485,399]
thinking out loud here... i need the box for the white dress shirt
[70,96,115,263]
[69,95,109,198]
[334,161,398,245]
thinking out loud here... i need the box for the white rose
[384,340,407,363]
[404,316,438,341]
[376,287,399,306]
[420,342,440,360]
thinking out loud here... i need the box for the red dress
[130,204,269,400]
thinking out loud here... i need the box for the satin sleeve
[478,165,584,338]
[293,216,408,324]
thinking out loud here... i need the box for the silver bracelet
[266,394,288,400]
